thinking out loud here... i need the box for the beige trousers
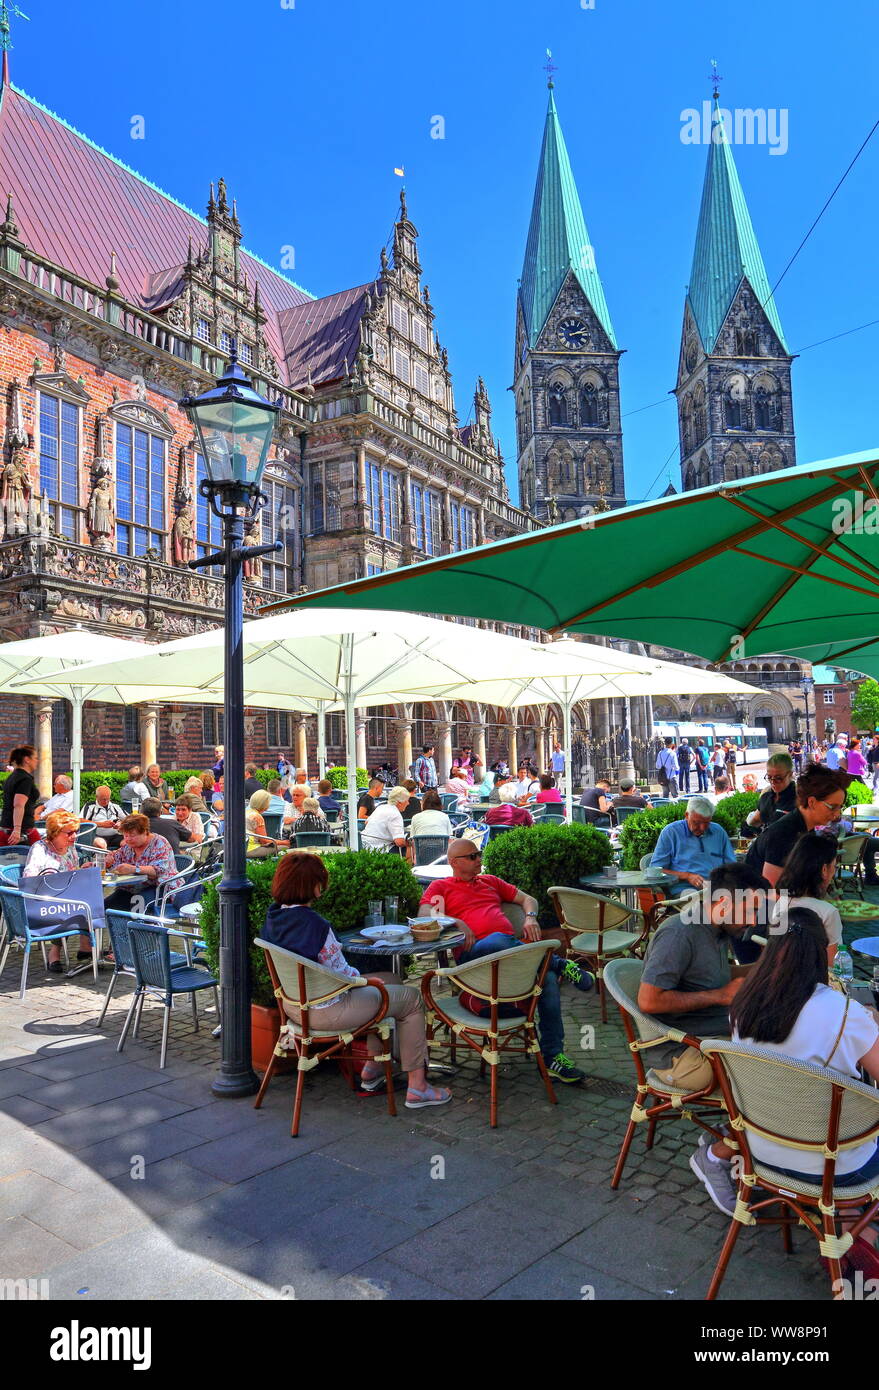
[284,971,427,1072]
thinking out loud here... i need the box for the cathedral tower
[676,90,796,490]
[514,82,625,521]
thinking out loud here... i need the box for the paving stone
[151,1268,269,1300]
[386,1192,591,1297]
[234,1201,423,1284]
[69,1118,211,1180]
[487,1250,650,1301]
[19,1062,170,1114]
[179,1153,377,1240]
[106,1155,230,1219]
[32,1092,192,1150]
[0,1171,75,1220]
[335,1257,458,1300]
[1,1215,79,1278]
[170,1098,273,1141]
[0,1066,50,1099]
[16,1044,138,1082]
[29,1185,152,1251]
[0,1094,60,1125]
[558,1205,717,1295]
[36,1226,217,1300]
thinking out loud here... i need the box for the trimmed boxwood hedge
[481,821,613,929]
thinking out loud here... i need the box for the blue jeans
[456,932,565,1061]
[696,764,710,792]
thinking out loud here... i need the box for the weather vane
[544,48,557,89]
[708,58,722,98]
[0,1,29,53]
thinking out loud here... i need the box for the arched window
[681,396,693,455]
[753,379,781,431]
[581,381,599,426]
[693,383,707,443]
[736,327,760,356]
[724,375,748,430]
[548,383,568,427]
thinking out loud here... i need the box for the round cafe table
[101,872,148,901]
[340,923,465,977]
[580,868,678,929]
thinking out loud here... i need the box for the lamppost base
[211,1068,260,1099]
[617,759,636,783]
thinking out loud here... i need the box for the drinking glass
[384,895,399,923]
[366,900,383,929]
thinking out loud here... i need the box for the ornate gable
[533,271,614,357]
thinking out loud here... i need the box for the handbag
[19,866,105,939]
[653,1045,715,1092]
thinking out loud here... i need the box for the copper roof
[0,83,313,376]
[278,282,376,390]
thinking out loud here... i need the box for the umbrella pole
[317,701,327,781]
[70,686,83,817]
[342,637,359,850]
[563,687,574,824]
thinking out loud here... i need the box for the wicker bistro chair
[549,885,651,1023]
[602,958,726,1189]
[253,936,396,1136]
[700,1039,879,1300]
[420,939,560,1128]
[293,830,333,849]
[119,924,218,1069]
[0,884,99,998]
[261,812,284,840]
[834,834,870,899]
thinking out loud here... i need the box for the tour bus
[652,721,769,764]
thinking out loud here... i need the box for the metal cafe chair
[120,923,218,1069]
[0,884,98,998]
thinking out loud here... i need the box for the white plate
[361,926,413,944]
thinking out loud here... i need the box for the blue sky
[18,0,879,503]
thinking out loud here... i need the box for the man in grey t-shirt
[638,862,770,1067]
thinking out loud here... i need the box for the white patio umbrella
[0,631,171,811]
[27,609,656,847]
[386,637,759,819]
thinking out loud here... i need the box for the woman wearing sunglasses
[746,766,850,887]
[23,811,96,972]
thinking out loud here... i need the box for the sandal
[405,1084,452,1109]
[359,1063,387,1093]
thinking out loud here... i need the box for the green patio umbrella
[267,449,879,666]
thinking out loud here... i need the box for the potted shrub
[198,859,283,1072]
[197,849,421,1070]
[481,822,612,929]
[325,764,370,791]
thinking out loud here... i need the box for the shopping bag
[19,866,105,939]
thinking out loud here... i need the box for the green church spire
[519,84,617,349]
[687,94,788,353]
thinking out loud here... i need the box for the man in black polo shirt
[746,767,848,885]
[742,752,797,838]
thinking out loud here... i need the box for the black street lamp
[801,674,814,755]
[180,351,282,1098]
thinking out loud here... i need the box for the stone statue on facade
[171,507,195,566]
[1,448,30,538]
[86,475,115,549]
[242,516,262,582]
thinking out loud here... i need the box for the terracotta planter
[251,1002,295,1074]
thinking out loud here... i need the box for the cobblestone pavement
[0,894,874,1302]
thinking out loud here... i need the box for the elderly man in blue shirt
[650,795,737,896]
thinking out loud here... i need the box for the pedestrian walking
[655,738,679,799]
[724,740,738,791]
[677,738,692,794]
[695,737,711,792]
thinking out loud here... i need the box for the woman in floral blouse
[103,813,177,910]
